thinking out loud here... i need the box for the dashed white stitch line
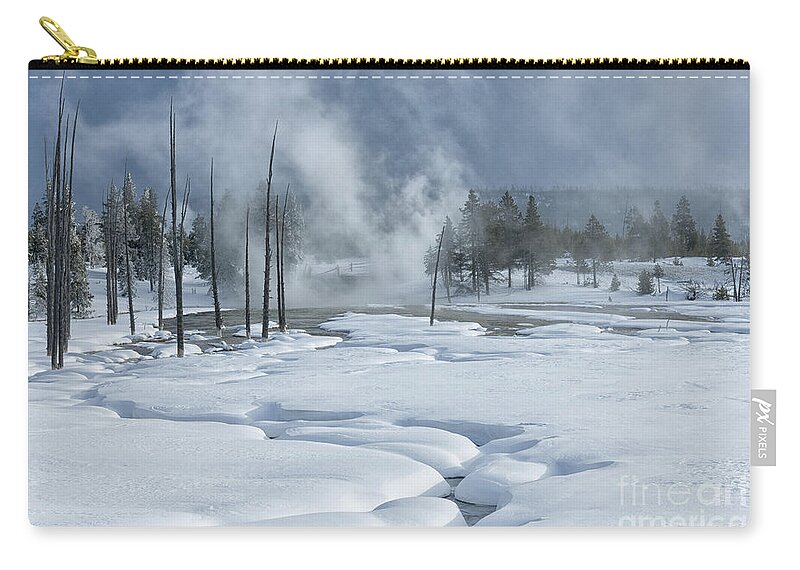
[28,72,751,82]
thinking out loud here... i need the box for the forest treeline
[424,189,749,300]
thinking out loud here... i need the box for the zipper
[32,16,749,70]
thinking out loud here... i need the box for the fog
[28,70,749,305]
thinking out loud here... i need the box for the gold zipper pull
[39,16,98,64]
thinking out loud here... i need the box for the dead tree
[279,185,290,332]
[262,121,278,340]
[45,81,79,369]
[169,101,186,357]
[121,182,136,335]
[430,224,445,326]
[103,184,119,325]
[274,195,283,332]
[244,206,251,338]
[209,158,223,337]
[157,192,169,330]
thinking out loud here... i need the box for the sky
[28,69,749,264]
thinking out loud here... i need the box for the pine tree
[583,214,612,288]
[648,200,670,262]
[136,187,161,290]
[609,273,621,292]
[710,213,733,260]
[69,219,94,319]
[623,206,648,260]
[186,215,211,277]
[521,195,556,289]
[637,270,655,295]
[494,190,522,288]
[653,264,665,293]
[458,190,483,298]
[79,206,104,267]
[671,195,698,256]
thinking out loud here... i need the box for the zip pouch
[28,17,750,527]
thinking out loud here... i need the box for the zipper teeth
[31,57,749,69]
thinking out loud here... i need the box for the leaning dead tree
[157,192,169,331]
[121,176,136,335]
[45,80,79,369]
[103,183,119,325]
[209,158,223,337]
[262,121,278,341]
[244,206,251,338]
[430,223,445,326]
[169,101,186,357]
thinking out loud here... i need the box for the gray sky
[28,69,749,257]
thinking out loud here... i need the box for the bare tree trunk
[245,207,251,338]
[122,192,135,335]
[157,193,168,330]
[430,224,445,326]
[169,101,185,357]
[262,122,278,340]
[209,158,223,337]
[279,186,289,332]
[592,259,598,288]
[45,80,80,369]
[275,195,283,332]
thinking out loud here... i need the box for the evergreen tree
[582,214,613,288]
[493,191,523,287]
[69,218,93,318]
[136,187,161,290]
[28,201,48,267]
[623,206,648,260]
[670,195,698,256]
[709,213,733,260]
[186,215,211,277]
[648,200,670,262]
[653,263,665,293]
[521,195,555,288]
[609,273,621,292]
[458,190,484,297]
[28,203,48,320]
[79,206,104,267]
[636,269,655,295]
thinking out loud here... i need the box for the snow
[28,258,749,526]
